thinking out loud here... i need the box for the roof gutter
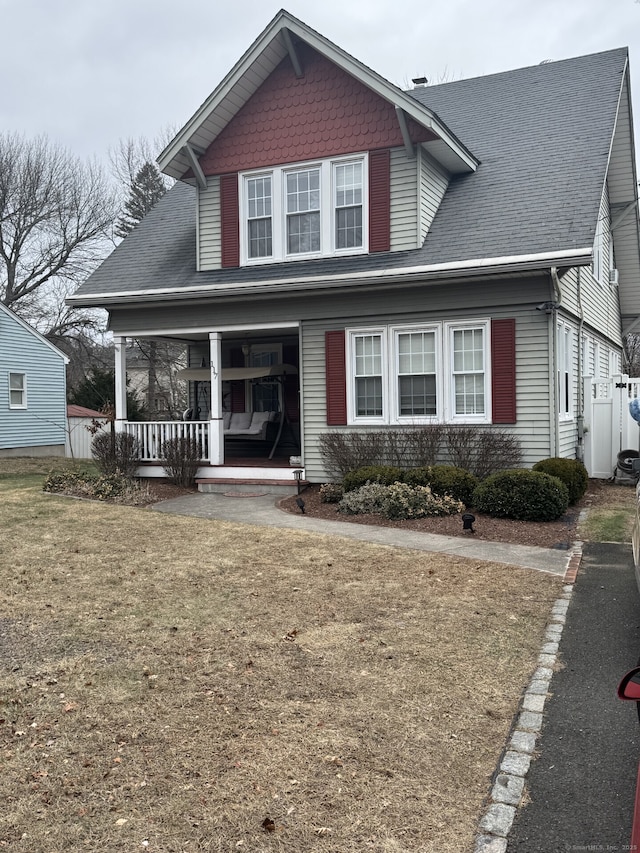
[67,248,593,309]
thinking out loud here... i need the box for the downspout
[576,267,585,460]
[550,267,562,458]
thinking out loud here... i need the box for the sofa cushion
[250,411,273,429]
[229,411,252,430]
[223,411,232,430]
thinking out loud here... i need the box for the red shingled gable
[198,44,436,176]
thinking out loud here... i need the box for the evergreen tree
[69,367,146,421]
[115,162,166,238]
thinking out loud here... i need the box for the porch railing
[125,421,209,462]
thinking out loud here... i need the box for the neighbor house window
[347,321,490,424]
[241,154,367,264]
[9,372,26,409]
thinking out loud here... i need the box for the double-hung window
[246,175,272,259]
[395,328,438,417]
[347,321,490,425]
[352,331,385,420]
[9,372,26,409]
[450,326,486,417]
[241,154,367,264]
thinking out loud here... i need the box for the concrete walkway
[151,491,574,576]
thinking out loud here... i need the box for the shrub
[343,465,404,493]
[92,430,139,477]
[319,427,519,481]
[43,468,91,494]
[443,426,522,479]
[472,469,569,521]
[162,437,202,487]
[338,482,391,514]
[43,468,151,505]
[338,481,464,519]
[532,457,588,505]
[383,482,464,519]
[319,483,344,503]
[319,431,389,479]
[426,465,479,507]
[401,467,433,487]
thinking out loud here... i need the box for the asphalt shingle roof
[71,47,628,303]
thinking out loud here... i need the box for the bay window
[241,154,367,264]
[347,321,490,424]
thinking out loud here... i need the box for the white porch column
[113,336,128,431]
[209,332,224,465]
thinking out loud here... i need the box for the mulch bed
[277,482,616,550]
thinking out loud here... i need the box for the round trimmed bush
[426,465,479,507]
[343,465,403,492]
[472,469,569,521]
[532,457,588,505]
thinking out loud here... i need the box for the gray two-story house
[69,10,640,487]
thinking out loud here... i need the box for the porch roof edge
[67,248,592,308]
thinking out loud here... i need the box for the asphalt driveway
[508,542,640,851]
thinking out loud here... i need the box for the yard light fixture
[462,512,476,533]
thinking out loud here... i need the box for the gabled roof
[158,9,478,180]
[70,44,635,313]
[0,301,70,363]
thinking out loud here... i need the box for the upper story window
[241,155,367,265]
[9,372,26,409]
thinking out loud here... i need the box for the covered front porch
[112,325,304,491]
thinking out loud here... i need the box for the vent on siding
[220,174,240,268]
[491,318,516,423]
[325,330,347,425]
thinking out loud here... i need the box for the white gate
[583,374,640,478]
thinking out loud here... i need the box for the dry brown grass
[0,464,561,852]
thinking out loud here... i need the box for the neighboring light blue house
[0,302,69,457]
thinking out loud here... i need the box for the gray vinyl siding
[559,193,622,347]
[418,147,450,245]
[389,148,418,250]
[300,304,553,481]
[198,176,222,271]
[0,310,67,452]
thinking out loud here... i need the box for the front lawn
[0,461,560,852]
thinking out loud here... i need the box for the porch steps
[196,477,308,496]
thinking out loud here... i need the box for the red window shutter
[491,318,516,423]
[368,149,390,253]
[325,330,347,425]
[220,173,240,268]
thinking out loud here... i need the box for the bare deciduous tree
[0,133,117,317]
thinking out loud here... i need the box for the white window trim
[239,153,369,266]
[444,320,491,423]
[9,372,27,409]
[346,320,492,426]
[346,327,387,425]
[390,322,442,424]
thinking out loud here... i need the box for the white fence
[583,375,640,478]
[125,421,209,462]
[66,416,109,460]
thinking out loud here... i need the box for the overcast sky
[2,0,640,168]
